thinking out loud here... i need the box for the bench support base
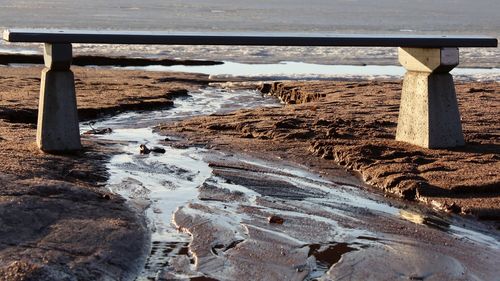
[37,43,81,152]
[396,47,464,148]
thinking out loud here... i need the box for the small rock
[140,144,166,154]
[152,147,166,154]
[140,144,150,154]
[268,215,284,224]
[280,247,286,256]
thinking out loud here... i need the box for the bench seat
[3,29,498,47]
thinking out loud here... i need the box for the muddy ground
[0,66,213,280]
[159,80,500,221]
[0,65,498,280]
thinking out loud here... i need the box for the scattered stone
[139,144,150,154]
[140,144,166,154]
[268,215,284,224]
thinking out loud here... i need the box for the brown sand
[159,80,500,220]
[0,65,498,279]
[0,66,212,280]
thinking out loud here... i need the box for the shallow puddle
[83,86,499,281]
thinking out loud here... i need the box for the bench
[2,29,498,152]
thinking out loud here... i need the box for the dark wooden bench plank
[3,29,498,48]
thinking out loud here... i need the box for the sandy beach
[1,0,499,278]
[0,66,210,279]
[0,65,498,279]
[160,79,500,217]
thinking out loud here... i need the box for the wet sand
[0,65,498,279]
[160,80,500,220]
[0,66,211,279]
[170,152,499,280]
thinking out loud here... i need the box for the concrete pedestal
[37,43,81,152]
[396,47,464,148]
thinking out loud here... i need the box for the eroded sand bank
[0,66,211,279]
[0,66,498,279]
[160,80,500,220]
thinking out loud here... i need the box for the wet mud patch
[160,80,500,221]
[11,71,491,280]
[212,167,328,200]
[308,243,356,267]
[169,151,500,281]
[307,242,357,278]
[0,67,238,280]
[0,66,212,124]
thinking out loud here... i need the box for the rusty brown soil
[0,66,213,280]
[158,80,500,221]
[0,65,498,279]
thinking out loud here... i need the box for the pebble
[140,144,166,154]
[268,215,284,224]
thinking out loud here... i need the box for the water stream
[82,86,499,281]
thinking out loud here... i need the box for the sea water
[0,0,499,73]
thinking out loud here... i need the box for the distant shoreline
[0,53,223,67]
[1,44,499,69]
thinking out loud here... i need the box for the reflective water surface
[82,87,499,280]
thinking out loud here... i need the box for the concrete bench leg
[396,47,464,148]
[37,43,81,152]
